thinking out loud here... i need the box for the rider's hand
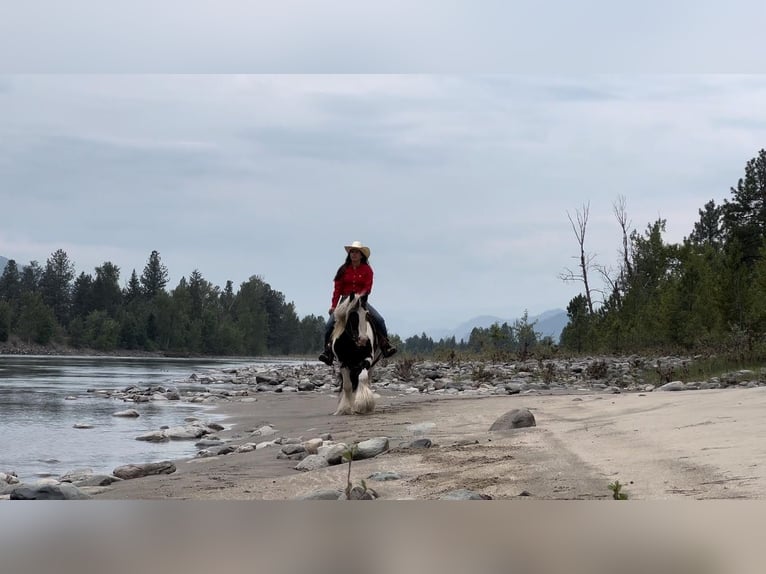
[328,307,335,315]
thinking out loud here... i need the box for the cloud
[2,74,766,336]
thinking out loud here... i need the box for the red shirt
[332,263,374,308]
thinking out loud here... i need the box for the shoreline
[4,356,766,500]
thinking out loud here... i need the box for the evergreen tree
[140,250,169,299]
[40,249,75,325]
[20,261,43,294]
[560,295,591,353]
[0,259,21,301]
[92,262,122,316]
[124,269,142,303]
[688,199,723,248]
[513,310,538,359]
[0,300,11,342]
[722,149,766,266]
[71,272,95,320]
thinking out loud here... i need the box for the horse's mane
[331,294,366,341]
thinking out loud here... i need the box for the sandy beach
[88,383,766,501]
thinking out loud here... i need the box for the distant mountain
[422,308,569,344]
[0,255,7,275]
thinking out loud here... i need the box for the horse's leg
[353,367,375,414]
[333,368,354,416]
[353,325,376,414]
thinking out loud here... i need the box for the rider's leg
[318,315,335,365]
[367,304,397,358]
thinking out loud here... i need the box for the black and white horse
[330,293,378,415]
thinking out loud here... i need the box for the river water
[0,355,298,484]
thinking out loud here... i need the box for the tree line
[0,250,326,356]
[559,149,766,358]
[401,310,555,360]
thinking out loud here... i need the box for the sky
[1,4,765,338]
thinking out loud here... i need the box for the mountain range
[421,308,569,344]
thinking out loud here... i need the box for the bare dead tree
[559,202,595,314]
[613,195,633,280]
[592,196,635,311]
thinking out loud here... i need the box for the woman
[318,240,397,365]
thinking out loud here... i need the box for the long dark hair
[333,253,369,281]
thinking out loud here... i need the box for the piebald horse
[330,293,378,415]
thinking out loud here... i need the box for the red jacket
[331,263,374,308]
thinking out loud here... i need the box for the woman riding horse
[318,240,397,365]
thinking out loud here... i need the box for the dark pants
[324,304,389,346]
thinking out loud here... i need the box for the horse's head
[332,293,370,347]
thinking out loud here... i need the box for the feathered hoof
[333,406,353,416]
[353,389,376,414]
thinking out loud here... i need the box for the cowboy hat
[344,240,371,258]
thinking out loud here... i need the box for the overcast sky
[1,4,765,337]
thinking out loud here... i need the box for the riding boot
[318,342,334,366]
[379,335,397,358]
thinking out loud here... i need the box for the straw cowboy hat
[344,240,371,259]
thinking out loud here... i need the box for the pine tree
[124,269,142,303]
[40,249,75,325]
[0,259,21,301]
[140,250,169,299]
[93,262,122,316]
[722,149,766,266]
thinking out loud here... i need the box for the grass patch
[640,354,766,386]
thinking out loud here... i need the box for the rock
[0,472,20,485]
[489,408,536,430]
[11,482,91,500]
[113,409,140,417]
[165,424,210,440]
[354,437,389,460]
[295,455,329,471]
[113,461,176,480]
[657,381,686,392]
[135,430,169,442]
[318,443,348,465]
[58,469,95,483]
[439,489,492,500]
[281,444,306,456]
[303,438,323,454]
[195,438,224,447]
[296,489,342,500]
[73,422,94,429]
[71,474,122,487]
[251,425,277,437]
[409,438,432,449]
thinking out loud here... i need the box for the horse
[330,293,379,415]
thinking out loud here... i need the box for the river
[0,355,298,484]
